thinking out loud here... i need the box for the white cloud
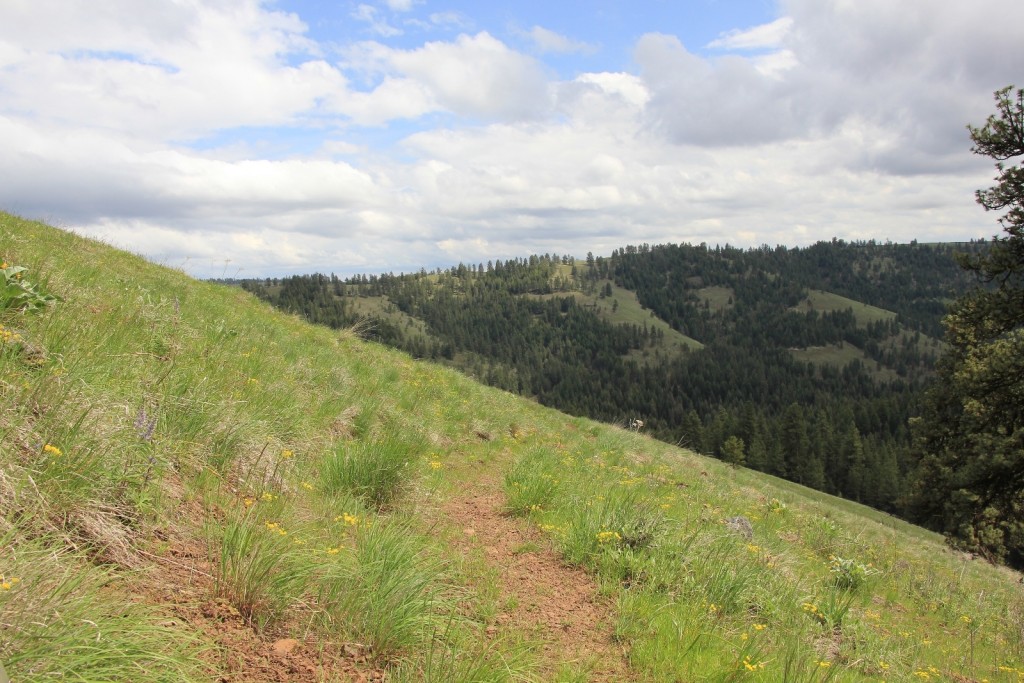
[708,17,794,50]
[635,33,807,146]
[575,72,650,108]
[428,12,472,30]
[384,0,418,12]
[387,32,553,121]
[526,26,596,55]
[352,4,402,37]
[0,0,344,141]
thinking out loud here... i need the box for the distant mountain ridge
[236,239,985,515]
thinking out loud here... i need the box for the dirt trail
[440,472,633,681]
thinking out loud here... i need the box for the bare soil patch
[133,529,385,682]
[440,475,633,681]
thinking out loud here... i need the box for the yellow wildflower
[43,443,62,456]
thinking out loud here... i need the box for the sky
[1,1,1021,279]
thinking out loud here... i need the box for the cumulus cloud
[385,32,553,121]
[634,0,1024,172]
[0,0,343,141]
[0,0,1015,277]
[383,0,418,12]
[635,33,809,146]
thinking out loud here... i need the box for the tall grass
[0,530,204,682]
[321,435,422,508]
[315,519,446,659]
[0,214,537,680]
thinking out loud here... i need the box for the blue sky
[0,0,1020,278]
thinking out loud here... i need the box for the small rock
[463,527,476,537]
[725,516,754,541]
[272,638,300,656]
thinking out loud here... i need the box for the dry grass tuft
[75,504,141,568]
[331,405,361,440]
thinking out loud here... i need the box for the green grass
[696,285,735,312]
[502,425,1024,681]
[795,289,897,327]
[346,294,440,344]
[568,280,704,353]
[790,342,903,383]
[3,211,1024,682]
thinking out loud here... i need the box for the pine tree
[910,86,1024,566]
[782,403,825,489]
[720,436,746,466]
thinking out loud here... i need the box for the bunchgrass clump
[321,436,420,508]
[504,446,562,516]
[315,518,446,661]
[390,620,536,683]
[209,495,312,630]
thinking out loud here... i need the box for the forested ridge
[236,239,983,516]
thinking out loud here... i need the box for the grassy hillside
[795,290,898,327]
[557,278,704,354]
[2,212,1023,682]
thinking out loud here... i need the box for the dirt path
[440,472,633,681]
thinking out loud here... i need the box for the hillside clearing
[795,289,897,327]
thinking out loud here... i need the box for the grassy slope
[2,213,1023,682]
[791,343,903,384]
[790,290,940,382]
[565,280,704,354]
[795,290,898,327]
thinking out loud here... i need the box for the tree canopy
[910,86,1024,566]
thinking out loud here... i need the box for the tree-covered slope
[239,240,981,514]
